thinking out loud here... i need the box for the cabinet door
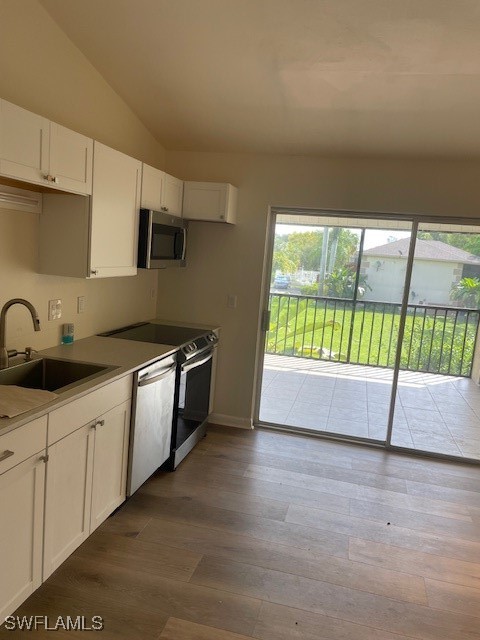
[43,423,95,579]
[141,163,164,211]
[162,172,183,217]
[183,182,237,223]
[90,400,130,532]
[89,142,141,278]
[0,100,50,185]
[0,454,45,623]
[49,123,93,195]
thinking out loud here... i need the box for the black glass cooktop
[99,322,205,346]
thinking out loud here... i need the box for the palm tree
[451,277,480,308]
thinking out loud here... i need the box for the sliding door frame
[253,206,480,465]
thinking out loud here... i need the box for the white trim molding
[0,185,42,213]
[208,413,254,430]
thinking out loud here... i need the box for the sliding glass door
[257,211,480,462]
[389,222,480,460]
[258,212,412,443]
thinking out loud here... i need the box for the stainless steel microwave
[137,209,187,269]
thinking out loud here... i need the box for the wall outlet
[48,299,62,321]
[77,296,86,314]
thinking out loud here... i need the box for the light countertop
[0,317,219,436]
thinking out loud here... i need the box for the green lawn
[266,295,478,377]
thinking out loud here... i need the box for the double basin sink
[0,358,117,394]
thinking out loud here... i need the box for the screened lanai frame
[254,206,480,465]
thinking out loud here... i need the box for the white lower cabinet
[0,416,47,623]
[0,377,133,621]
[43,385,131,580]
[90,400,131,532]
[43,422,95,579]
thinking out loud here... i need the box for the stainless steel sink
[0,358,117,393]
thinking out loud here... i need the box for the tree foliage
[451,277,480,308]
[418,231,480,257]
[272,228,359,276]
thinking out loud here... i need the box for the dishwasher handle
[138,363,177,387]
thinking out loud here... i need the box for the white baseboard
[208,413,254,430]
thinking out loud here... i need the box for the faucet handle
[8,347,37,362]
[24,347,37,362]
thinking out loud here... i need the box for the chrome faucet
[0,299,41,369]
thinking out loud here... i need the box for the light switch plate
[77,296,86,314]
[48,299,62,321]
[227,294,237,309]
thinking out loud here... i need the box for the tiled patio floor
[259,354,480,460]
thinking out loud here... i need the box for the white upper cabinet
[0,99,93,195]
[49,123,93,195]
[39,143,141,278]
[141,163,163,211]
[141,164,183,217]
[183,182,237,223]
[89,142,141,278]
[162,172,183,217]
[0,100,49,185]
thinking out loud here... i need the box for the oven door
[172,348,215,468]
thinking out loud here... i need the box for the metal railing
[266,293,480,377]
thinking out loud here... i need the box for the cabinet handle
[95,420,105,427]
[90,269,98,276]
[161,206,169,212]
[43,174,59,184]
[0,450,14,463]
[39,454,49,463]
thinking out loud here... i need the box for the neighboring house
[361,238,480,305]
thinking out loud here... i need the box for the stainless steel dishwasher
[127,354,176,495]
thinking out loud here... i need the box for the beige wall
[0,0,165,167]
[0,0,164,352]
[0,205,158,350]
[162,151,480,424]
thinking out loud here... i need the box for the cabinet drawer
[48,376,133,445]
[0,416,47,475]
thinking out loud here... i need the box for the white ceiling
[40,0,480,158]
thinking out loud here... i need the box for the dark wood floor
[3,424,480,639]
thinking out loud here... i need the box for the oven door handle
[138,363,177,387]
[182,350,214,373]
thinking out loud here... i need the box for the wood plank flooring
[2,423,480,639]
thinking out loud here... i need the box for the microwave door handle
[146,211,153,269]
[180,227,187,260]
[182,351,214,373]
[138,363,177,387]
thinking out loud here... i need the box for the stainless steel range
[99,322,218,471]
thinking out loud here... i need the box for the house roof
[364,238,480,264]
